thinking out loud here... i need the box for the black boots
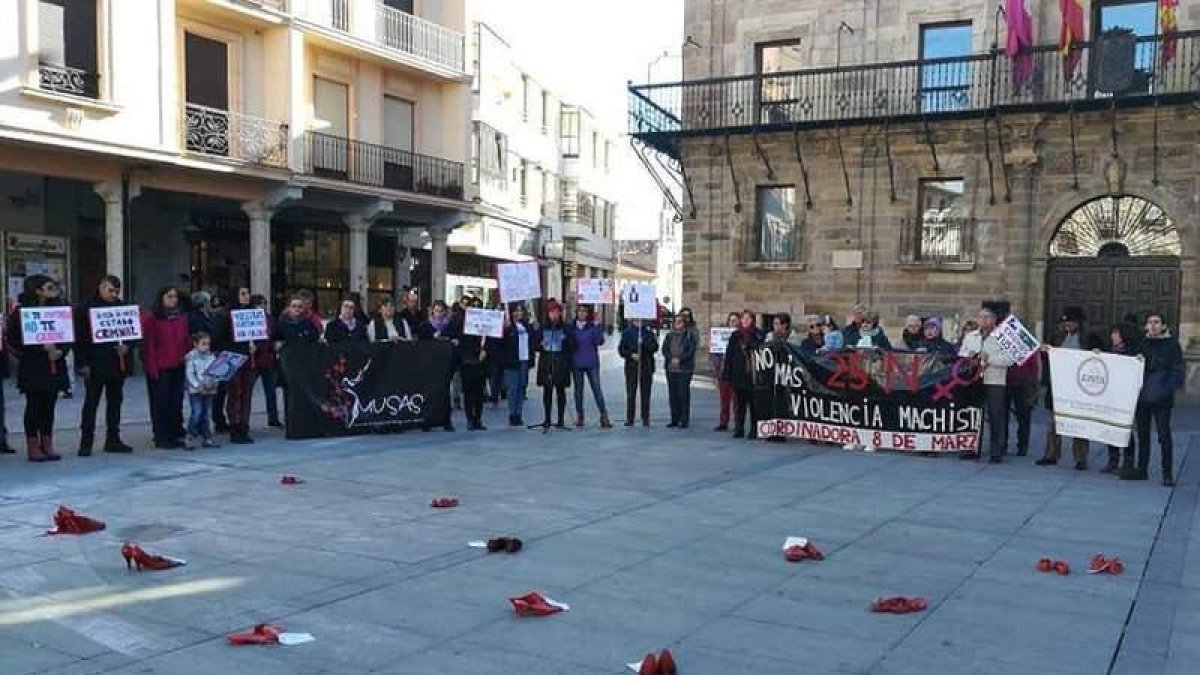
[1100,448,1120,474]
[79,434,93,457]
[229,425,254,444]
[103,436,133,454]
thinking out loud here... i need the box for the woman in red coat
[141,287,191,449]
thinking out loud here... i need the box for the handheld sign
[463,308,504,338]
[994,315,1041,365]
[496,261,541,303]
[20,307,75,345]
[621,283,657,320]
[231,308,269,342]
[205,351,249,382]
[89,305,142,344]
[710,327,734,354]
[576,278,615,305]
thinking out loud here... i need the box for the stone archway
[1044,195,1182,332]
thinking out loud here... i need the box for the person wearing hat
[6,275,71,461]
[900,314,924,351]
[534,300,574,428]
[915,316,955,356]
[1036,306,1103,470]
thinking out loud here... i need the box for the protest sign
[994,315,1041,365]
[463,308,504,338]
[497,262,541,303]
[621,283,657,320]
[231,308,269,342]
[576,278,615,305]
[20,307,74,345]
[204,351,249,383]
[1048,347,1143,446]
[710,327,734,354]
[89,305,142,344]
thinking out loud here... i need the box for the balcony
[899,217,976,268]
[304,131,465,200]
[183,103,290,168]
[629,31,1200,158]
[291,0,466,76]
[38,63,99,99]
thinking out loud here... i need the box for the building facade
[456,20,618,320]
[0,0,472,314]
[631,0,1200,388]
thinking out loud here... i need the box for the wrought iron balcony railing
[291,0,465,74]
[38,63,99,99]
[304,131,465,200]
[899,217,976,266]
[629,31,1200,151]
[183,103,289,168]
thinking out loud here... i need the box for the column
[93,180,138,284]
[429,227,448,304]
[243,202,273,299]
[345,214,371,300]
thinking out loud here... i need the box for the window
[1096,1,1158,90]
[754,186,799,263]
[907,178,972,263]
[591,132,599,168]
[470,126,480,184]
[518,160,528,206]
[311,77,350,177]
[560,106,579,157]
[755,39,802,124]
[38,0,99,98]
[521,75,530,122]
[541,91,551,133]
[919,22,973,113]
[604,141,611,171]
[473,122,507,188]
[383,96,415,189]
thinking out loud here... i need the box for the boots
[599,413,612,429]
[575,413,585,428]
[78,433,94,457]
[39,434,61,461]
[26,436,54,462]
[230,425,254,445]
[1099,448,1120,474]
[103,436,134,454]
[0,437,14,454]
[1121,448,1135,472]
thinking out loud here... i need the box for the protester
[273,293,322,423]
[324,298,368,342]
[915,316,955,356]
[712,312,741,430]
[1124,312,1185,486]
[184,332,219,449]
[224,287,262,444]
[761,313,794,442]
[347,291,370,325]
[458,298,491,431]
[0,310,12,456]
[6,275,70,461]
[900,314,923,351]
[189,290,229,433]
[1006,327,1040,457]
[368,298,412,342]
[74,275,134,455]
[723,310,764,439]
[765,313,792,345]
[973,308,1015,463]
[1103,321,1140,474]
[662,314,697,429]
[618,318,658,426]
[842,303,868,346]
[499,304,534,426]
[534,301,574,428]
[678,306,701,345]
[568,304,610,428]
[798,314,825,359]
[1036,307,1102,470]
[421,300,458,432]
[251,294,282,428]
[142,287,190,450]
[852,310,891,349]
[819,317,844,353]
[399,292,425,335]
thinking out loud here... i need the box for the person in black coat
[420,300,459,432]
[534,300,575,428]
[74,275,135,455]
[1123,312,1186,486]
[324,297,369,343]
[498,304,535,426]
[457,297,492,431]
[1102,321,1140,475]
[618,318,658,426]
[722,310,764,439]
[0,307,11,456]
[6,274,71,461]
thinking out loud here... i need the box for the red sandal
[1036,557,1054,573]
[509,592,567,617]
[430,497,460,508]
[1089,554,1125,575]
[1053,560,1071,576]
[227,623,283,646]
[870,596,928,614]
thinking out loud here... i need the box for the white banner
[576,278,615,305]
[463,308,504,338]
[1048,347,1144,446]
[994,315,1041,365]
[496,262,542,303]
[231,308,269,342]
[621,283,657,320]
[89,305,142,344]
[710,327,734,354]
[20,306,75,345]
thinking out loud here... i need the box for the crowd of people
[0,274,1187,488]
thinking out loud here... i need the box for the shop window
[38,0,100,98]
[752,186,799,263]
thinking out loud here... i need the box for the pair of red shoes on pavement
[1088,554,1125,575]
[635,649,678,675]
[869,597,928,614]
[120,543,186,571]
[784,541,824,563]
[430,497,459,508]
[1036,558,1072,575]
[47,506,105,535]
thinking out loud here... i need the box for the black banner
[282,341,452,439]
[751,343,984,453]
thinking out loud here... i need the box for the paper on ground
[781,537,809,550]
[277,632,315,646]
[467,541,488,548]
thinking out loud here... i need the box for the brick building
[630,0,1200,389]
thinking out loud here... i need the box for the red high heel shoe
[658,648,677,675]
[120,542,186,571]
[1036,557,1054,572]
[48,506,106,535]
[1089,554,1125,575]
[636,653,659,675]
[430,497,459,508]
[509,592,566,617]
[227,623,283,646]
[870,596,928,614]
[1053,560,1071,576]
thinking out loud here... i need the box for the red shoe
[227,623,283,646]
[784,545,807,562]
[40,434,62,461]
[430,497,459,508]
[1089,554,1125,575]
[637,653,659,675]
[1053,560,1071,576]
[870,596,927,614]
[120,542,185,571]
[509,592,564,617]
[802,542,825,561]
[280,474,302,485]
[658,648,677,675]
[1036,557,1054,573]
[486,537,523,553]
[49,506,106,535]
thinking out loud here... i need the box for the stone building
[630,0,1200,387]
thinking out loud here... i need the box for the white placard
[19,306,74,345]
[994,315,1041,365]
[463,308,504,338]
[621,283,657,320]
[231,308,269,342]
[710,327,734,354]
[497,262,542,303]
[88,305,142,344]
[576,278,615,305]
[1048,347,1144,446]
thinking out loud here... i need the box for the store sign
[20,307,75,345]
[89,305,143,344]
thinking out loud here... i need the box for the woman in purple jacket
[568,304,611,428]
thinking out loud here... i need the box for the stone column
[242,202,273,299]
[345,214,371,300]
[429,227,448,303]
[94,180,140,284]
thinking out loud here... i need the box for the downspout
[1022,161,1037,323]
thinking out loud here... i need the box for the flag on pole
[1058,0,1087,78]
[1160,0,1179,65]
[1005,0,1035,87]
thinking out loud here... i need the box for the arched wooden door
[1044,195,1182,331]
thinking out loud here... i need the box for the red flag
[1058,0,1087,78]
[1005,0,1035,86]
[1160,0,1179,65]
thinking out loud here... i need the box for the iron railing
[183,103,289,168]
[629,31,1200,147]
[899,217,976,265]
[304,131,465,200]
[38,63,99,98]
[291,0,465,74]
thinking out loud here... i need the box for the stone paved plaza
[1,356,1198,674]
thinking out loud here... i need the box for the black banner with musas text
[282,341,452,439]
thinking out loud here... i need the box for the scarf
[430,315,449,333]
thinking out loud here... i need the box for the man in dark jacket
[1036,306,1104,470]
[618,319,658,426]
[74,275,135,455]
[0,311,11,455]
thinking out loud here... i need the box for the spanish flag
[1058,0,1086,77]
[1160,0,1179,65]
